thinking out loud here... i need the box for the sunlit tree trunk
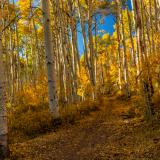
[119,0,131,97]
[29,0,41,85]
[153,0,159,31]
[77,0,92,81]
[115,0,122,91]
[67,0,80,102]
[127,7,136,66]
[13,0,21,92]
[131,0,141,88]
[42,0,59,117]
[158,0,160,7]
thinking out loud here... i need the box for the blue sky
[77,0,132,55]
[77,14,115,55]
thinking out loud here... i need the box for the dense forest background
[0,0,160,159]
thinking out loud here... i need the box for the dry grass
[9,96,160,160]
[8,99,100,144]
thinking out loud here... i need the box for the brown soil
[10,97,160,160]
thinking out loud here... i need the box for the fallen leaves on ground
[10,97,160,160]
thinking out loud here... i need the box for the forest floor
[10,97,160,160]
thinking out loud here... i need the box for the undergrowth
[8,88,101,143]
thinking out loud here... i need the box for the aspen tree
[134,0,153,120]
[13,0,21,91]
[42,0,59,117]
[115,0,122,91]
[0,1,9,158]
[119,0,131,97]
[77,0,91,80]
[88,0,96,87]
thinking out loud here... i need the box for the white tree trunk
[0,8,8,158]
[42,0,59,118]
[119,0,131,97]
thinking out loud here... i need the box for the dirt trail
[10,97,160,160]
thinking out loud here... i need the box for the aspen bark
[42,0,59,117]
[115,0,122,91]
[118,0,130,97]
[127,8,136,66]
[88,0,96,87]
[0,2,9,157]
[77,0,92,80]
[134,0,153,120]
[131,0,140,80]
[13,0,21,91]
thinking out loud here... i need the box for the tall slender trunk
[88,0,96,87]
[30,0,41,82]
[42,0,59,117]
[131,0,141,86]
[154,0,159,31]
[0,2,9,157]
[134,0,153,120]
[119,0,130,97]
[127,7,136,66]
[13,0,21,92]
[115,1,122,91]
[77,0,92,81]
